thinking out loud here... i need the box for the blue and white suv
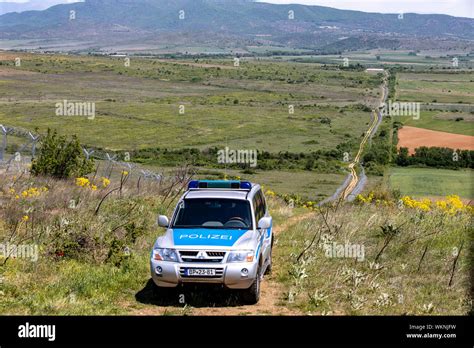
[150,180,273,304]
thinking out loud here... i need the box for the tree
[31,129,94,179]
[396,147,410,166]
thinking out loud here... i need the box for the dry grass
[273,199,472,315]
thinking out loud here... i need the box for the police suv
[151,180,273,304]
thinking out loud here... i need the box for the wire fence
[0,124,185,186]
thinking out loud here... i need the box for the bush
[395,146,474,169]
[31,129,94,179]
[396,147,410,166]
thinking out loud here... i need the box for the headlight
[228,250,255,263]
[153,248,179,262]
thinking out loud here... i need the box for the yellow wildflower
[76,177,90,187]
[101,177,111,188]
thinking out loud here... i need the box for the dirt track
[342,110,380,200]
[340,72,388,201]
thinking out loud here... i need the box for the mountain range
[0,0,473,53]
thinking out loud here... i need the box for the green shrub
[31,129,94,179]
[395,146,474,169]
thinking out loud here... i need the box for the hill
[0,0,473,52]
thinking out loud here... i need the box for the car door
[260,190,272,262]
[255,189,271,265]
[253,191,265,262]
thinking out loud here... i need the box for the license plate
[185,268,216,277]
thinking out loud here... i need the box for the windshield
[172,198,253,230]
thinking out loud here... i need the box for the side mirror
[258,217,272,230]
[157,215,169,228]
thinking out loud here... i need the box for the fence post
[0,125,7,162]
[29,132,40,158]
[82,148,95,160]
[105,152,117,178]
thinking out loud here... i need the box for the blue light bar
[187,180,253,190]
[240,181,252,190]
[188,180,199,189]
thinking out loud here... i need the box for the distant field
[389,167,473,199]
[200,168,346,201]
[397,72,474,104]
[287,50,473,69]
[401,111,474,136]
[397,126,474,155]
[0,52,379,153]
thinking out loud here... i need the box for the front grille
[179,251,198,257]
[178,250,226,263]
[206,251,226,258]
[179,267,224,278]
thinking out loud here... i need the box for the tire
[241,267,261,304]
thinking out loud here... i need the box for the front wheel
[241,268,261,304]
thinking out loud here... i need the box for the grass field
[287,50,474,70]
[0,101,373,153]
[389,167,473,199]
[2,52,472,203]
[397,72,474,104]
[0,52,380,154]
[197,168,347,201]
[0,51,386,201]
[401,111,474,136]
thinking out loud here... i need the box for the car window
[254,190,264,223]
[172,198,252,229]
[258,191,264,220]
[259,190,267,216]
[252,195,259,223]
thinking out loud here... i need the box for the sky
[0,0,79,2]
[0,0,472,18]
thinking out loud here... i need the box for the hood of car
[171,228,252,247]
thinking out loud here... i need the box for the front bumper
[150,259,258,289]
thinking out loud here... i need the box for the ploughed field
[397,126,474,155]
